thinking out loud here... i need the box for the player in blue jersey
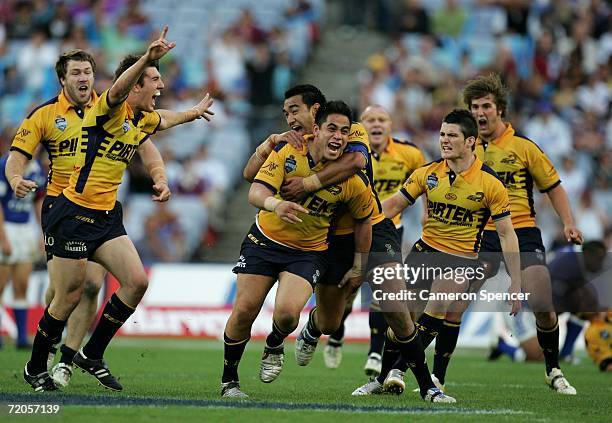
[0,155,46,349]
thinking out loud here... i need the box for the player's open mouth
[78,84,88,93]
[291,125,303,134]
[370,129,383,136]
[152,91,161,106]
[441,145,452,152]
[328,141,342,152]
[478,118,487,127]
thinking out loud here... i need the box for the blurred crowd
[0,0,323,263]
[355,0,611,250]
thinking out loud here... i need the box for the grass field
[1,338,609,422]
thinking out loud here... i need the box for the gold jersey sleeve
[10,91,99,196]
[523,138,561,192]
[254,142,373,251]
[399,164,427,204]
[64,90,160,210]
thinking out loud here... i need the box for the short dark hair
[284,84,327,108]
[443,109,478,149]
[55,49,96,81]
[315,100,353,127]
[114,54,159,87]
[462,73,509,117]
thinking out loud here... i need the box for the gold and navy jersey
[10,90,99,197]
[372,137,426,227]
[64,90,160,210]
[475,123,560,230]
[254,142,374,251]
[585,315,612,371]
[399,156,510,257]
[333,122,385,236]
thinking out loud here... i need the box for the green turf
[1,338,609,422]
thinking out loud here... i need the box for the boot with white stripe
[73,349,123,391]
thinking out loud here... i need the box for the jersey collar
[444,155,482,184]
[477,123,514,149]
[58,90,99,114]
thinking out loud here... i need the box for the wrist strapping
[146,160,167,184]
[264,196,282,212]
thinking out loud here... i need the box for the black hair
[443,108,478,149]
[284,84,326,108]
[315,100,353,127]
[114,54,159,86]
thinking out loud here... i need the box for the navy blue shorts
[232,224,328,286]
[480,227,546,275]
[44,195,127,260]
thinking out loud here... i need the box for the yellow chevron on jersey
[64,90,160,210]
[372,137,426,227]
[475,123,560,230]
[585,316,612,371]
[254,141,373,251]
[10,90,99,197]
[400,156,510,257]
[334,122,385,235]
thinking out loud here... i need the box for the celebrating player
[19,27,214,392]
[221,100,373,398]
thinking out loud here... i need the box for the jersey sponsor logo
[500,154,517,164]
[105,140,138,164]
[58,137,78,156]
[64,240,87,252]
[375,179,402,193]
[426,173,438,190]
[75,215,95,224]
[467,191,484,202]
[325,185,342,195]
[55,116,67,131]
[300,194,339,217]
[497,170,522,188]
[284,156,297,173]
[445,193,457,200]
[390,164,405,171]
[428,201,477,227]
[247,233,266,246]
[16,128,31,138]
[235,255,246,268]
[122,119,131,133]
[349,129,366,141]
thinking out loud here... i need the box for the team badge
[55,117,67,131]
[426,173,438,190]
[122,119,130,133]
[445,193,457,200]
[284,157,297,173]
[500,154,517,164]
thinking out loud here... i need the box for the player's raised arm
[157,92,214,130]
[108,26,175,107]
[243,131,305,182]
[382,191,411,221]
[138,139,170,202]
[5,151,37,199]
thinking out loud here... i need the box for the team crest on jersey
[445,193,457,200]
[426,173,438,190]
[485,160,495,167]
[54,117,67,131]
[284,156,297,173]
[122,119,130,133]
[467,192,484,202]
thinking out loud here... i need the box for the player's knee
[231,303,259,326]
[317,317,342,335]
[82,279,102,300]
[126,271,149,298]
[273,310,299,333]
[534,311,557,328]
[65,287,85,309]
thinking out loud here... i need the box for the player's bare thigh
[274,271,312,330]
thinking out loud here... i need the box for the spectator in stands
[432,0,465,38]
[524,101,573,166]
[136,204,187,265]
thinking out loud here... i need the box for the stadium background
[0,0,610,347]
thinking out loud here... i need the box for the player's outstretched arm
[139,139,170,202]
[546,184,583,245]
[281,152,366,201]
[494,216,522,316]
[243,131,304,182]
[108,26,176,107]
[157,93,214,131]
[5,151,37,199]
[382,192,411,221]
[248,182,308,224]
